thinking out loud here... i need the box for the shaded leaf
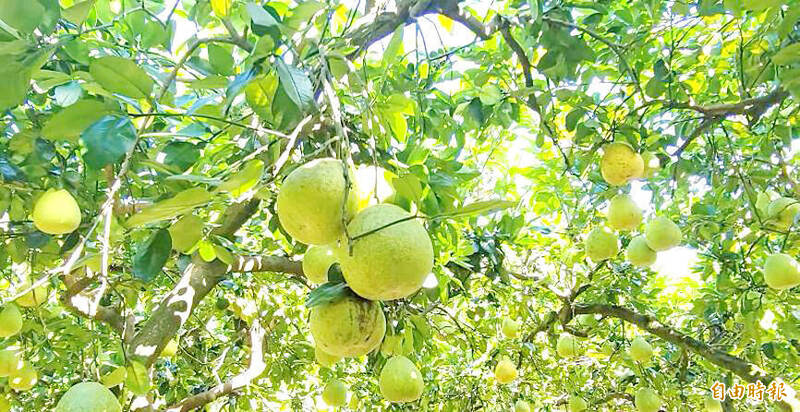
[132,229,171,282]
[80,115,137,169]
[126,188,213,227]
[89,56,154,99]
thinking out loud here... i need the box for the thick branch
[166,319,268,412]
[230,255,303,275]
[60,274,125,335]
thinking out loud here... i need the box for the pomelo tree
[0,0,799,410]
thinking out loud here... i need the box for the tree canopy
[0,0,800,410]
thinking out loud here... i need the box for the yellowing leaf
[168,214,204,253]
[211,0,231,17]
[437,15,454,32]
[126,188,213,227]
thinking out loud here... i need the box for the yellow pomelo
[168,214,204,253]
[494,358,517,384]
[635,388,662,412]
[322,379,347,407]
[501,319,520,339]
[629,337,653,362]
[160,338,179,358]
[55,381,122,412]
[0,395,9,412]
[627,236,657,267]
[302,245,337,284]
[276,158,358,245]
[763,253,800,290]
[568,395,588,412]
[704,396,723,412]
[32,189,82,235]
[15,282,49,307]
[0,350,22,377]
[644,217,681,251]
[585,227,619,261]
[607,194,643,231]
[641,151,660,178]
[310,295,385,358]
[0,304,23,338]
[379,355,424,403]
[557,333,582,358]
[100,367,127,388]
[339,204,433,301]
[600,142,644,186]
[9,362,37,391]
[574,314,597,330]
[314,345,340,368]
[767,197,800,230]
[514,400,531,412]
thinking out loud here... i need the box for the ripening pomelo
[501,319,520,339]
[494,358,518,384]
[15,282,49,307]
[629,337,653,363]
[635,388,662,412]
[32,189,82,235]
[0,304,23,338]
[607,194,643,231]
[8,362,37,391]
[627,236,657,267]
[557,333,582,358]
[302,244,338,284]
[568,395,588,412]
[322,379,347,407]
[514,400,531,412]
[644,217,681,251]
[704,396,723,412]
[309,295,385,358]
[600,142,644,186]
[768,197,800,230]
[275,158,358,245]
[0,350,22,377]
[314,345,340,368]
[763,253,800,290]
[339,204,433,301]
[585,227,619,261]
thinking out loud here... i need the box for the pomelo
[275,158,358,245]
[573,314,597,330]
[557,333,582,358]
[302,245,337,284]
[644,217,681,251]
[767,197,800,230]
[55,381,122,412]
[32,189,81,235]
[0,304,23,338]
[607,194,643,231]
[494,358,517,384]
[568,395,588,412]
[635,388,662,412]
[585,227,619,261]
[168,214,204,253]
[763,253,800,290]
[15,282,49,307]
[704,396,723,412]
[339,204,433,301]
[501,319,520,339]
[629,337,653,363]
[514,400,531,412]
[379,355,424,403]
[322,379,347,407]
[309,295,385,358]
[0,350,22,377]
[314,345,340,368]
[600,142,644,186]
[8,362,37,391]
[160,338,179,358]
[627,236,657,267]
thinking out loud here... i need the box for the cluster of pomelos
[276,158,432,405]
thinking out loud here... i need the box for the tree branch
[230,255,303,276]
[60,274,125,335]
[165,319,268,412]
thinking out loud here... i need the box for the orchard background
[0,0,800,410]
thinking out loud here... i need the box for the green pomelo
[9,362,37,391]
[379,355,424,403]
[557,333,582,358]
[0,350,22,377]
[302,244,337,284]
[32,189,82,235]
[629,337,653,362]
[276,158,358,245]
[635,388,662,412]
[607,194,643,231]
[322,379,347,407]
[763,253,800,290]
[515,400,531,412]
[501,319,520,339]
[314,345,340,368]
[310,295,385,358]
[627,236,657,267]
[55,382,122,412]
[339,204,433,301]
[644,217,681,251]
[0,304,23,338]
[767,197,800,230]
[568,395,588,412]
[585,227,619,261]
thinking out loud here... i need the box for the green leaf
[276,60,314,111]
[305,282,351,309]
[42,100,116,143]
[443,200,516,218]
[208,44,235,76]
[0,47,53,111]
[80,115,137,169]
[125,361,151,395]
[383,26,404,67]
[161,141,200,172]
[32,70,71,92]
[168,214,204,253]
[246,3,279,28]
[392,174,423,204]
[126,188,213,227]
[62,0,95,26]
[217,160,265,197]
[772,43,800,66]
[132,229,172,282]
[186,75,229,90]
[0,0,45,34]
[89,56,154,99]
[565,108,585,132]
[211,0,231,17]
[742,0,780,11]
[479,84,503,105]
